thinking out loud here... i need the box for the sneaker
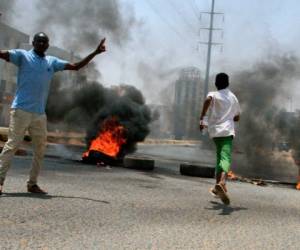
[209,187,219,198]
[27,184,47,194]
[215,184,230,205]
[221,183,228,193]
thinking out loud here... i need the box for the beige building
[173,67,203,139]
[151,67,203,140]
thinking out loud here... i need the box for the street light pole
[203,0,215,99]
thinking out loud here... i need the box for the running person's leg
[210,138,223,197]
[215,136,233,183]
[213,136,233,204]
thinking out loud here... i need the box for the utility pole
[199,0,223,99]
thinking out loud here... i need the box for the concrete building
[0,22,29,126]
[173,67,203,139]
[149,67,203,140]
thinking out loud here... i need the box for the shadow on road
[1,192,109,204]
[205,201,247,215]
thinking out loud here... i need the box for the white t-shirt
[205,88,240,138]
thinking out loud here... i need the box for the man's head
[32,32,49,55]
[215,72,229,90]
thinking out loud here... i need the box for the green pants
[213,136,233,174]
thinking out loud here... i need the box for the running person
[199,73,240,205]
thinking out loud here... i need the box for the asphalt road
[43,142,300,182]
[0,154,299,250]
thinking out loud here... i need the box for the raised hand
[95,38,106,54]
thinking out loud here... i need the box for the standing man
[199,73,240,205]
[0,32,106,195]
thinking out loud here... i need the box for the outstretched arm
[64,38,106,71]
[199,96,212,131]
[0,50,9,62]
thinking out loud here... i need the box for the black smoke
[231,54,300,179]
[46,81,152,156]
[34,0,138,51]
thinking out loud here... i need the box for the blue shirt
[9,49,68,114]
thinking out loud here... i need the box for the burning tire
[180,163,215,178]
[82,150,123,166]
[123,156,154,171]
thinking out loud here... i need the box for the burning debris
[227,171,238,181]
[296,167,300,190]
[228,171,267,186]
[297,181,300,190]
[84,117,126,158]
[46,83,152,165]
[82,116,127,164]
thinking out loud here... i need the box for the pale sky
[7,0,300,106]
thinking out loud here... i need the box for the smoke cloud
[137,61,179,104]
[34,0,138,51]
[231,54,300,179]
[0,0,16,23]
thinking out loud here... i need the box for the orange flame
[83,117,126,158]
[297,174,300,190]
[228,171,238,180]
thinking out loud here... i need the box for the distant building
[151,67,203,140]
[173,67,203,139]
[0,22,29,126]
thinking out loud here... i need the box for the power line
[186,0,200,21]
[199,0,224,99]
[144,0,186,41]
[165,0,197,35]
[193,0,201,16]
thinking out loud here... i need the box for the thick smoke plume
[231,54,300,179]
[46,80,152,155]
[34,0,137,51]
